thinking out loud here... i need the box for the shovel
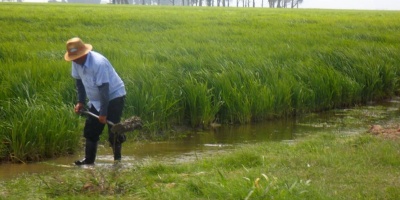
[80,110,143,134]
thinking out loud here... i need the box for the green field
[1,4,400,162]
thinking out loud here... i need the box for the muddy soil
[368,124,400,140]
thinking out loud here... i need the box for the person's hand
[99,115,107,124]
[74,103,84,114]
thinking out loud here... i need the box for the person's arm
[76,79,86,104]
[98,83,109,124]
[74,79,86,113]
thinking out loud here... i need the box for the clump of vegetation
[0,98,80,163]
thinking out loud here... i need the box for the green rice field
[1,3,400,162]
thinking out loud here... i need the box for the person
[64,37,127,165]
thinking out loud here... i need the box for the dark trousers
[83,96,125,161]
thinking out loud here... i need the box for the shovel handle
[81,110,115,126]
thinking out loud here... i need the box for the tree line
[113,0,304,8]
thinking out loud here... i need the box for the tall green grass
[0,98,80,162]
[1,4,400,161]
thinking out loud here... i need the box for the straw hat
[64,37,93,61]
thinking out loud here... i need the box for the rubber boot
[75,140,98,165]
[112,143,122,162]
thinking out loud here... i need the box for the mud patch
[368,125,400,140]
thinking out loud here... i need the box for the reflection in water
[1,98,400,180]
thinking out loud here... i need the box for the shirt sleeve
[98,83,109,116]
[76,79,86,104]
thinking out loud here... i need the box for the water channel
[1,98,400,180]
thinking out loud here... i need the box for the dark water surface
[1,98,399,180]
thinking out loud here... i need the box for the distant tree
[277,0,281,7]
[268,0,275,8]
[114,0,128,3]
[292,0,303,8]
[269,0,302,8]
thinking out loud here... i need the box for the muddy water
[1,98,400,180]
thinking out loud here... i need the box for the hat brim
[64,44,93,61]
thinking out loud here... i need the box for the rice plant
[0,98,81,162]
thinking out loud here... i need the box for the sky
[300,0,400,10]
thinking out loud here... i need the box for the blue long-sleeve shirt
[72,51,126,116]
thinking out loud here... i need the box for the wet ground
[1,98,400,180]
